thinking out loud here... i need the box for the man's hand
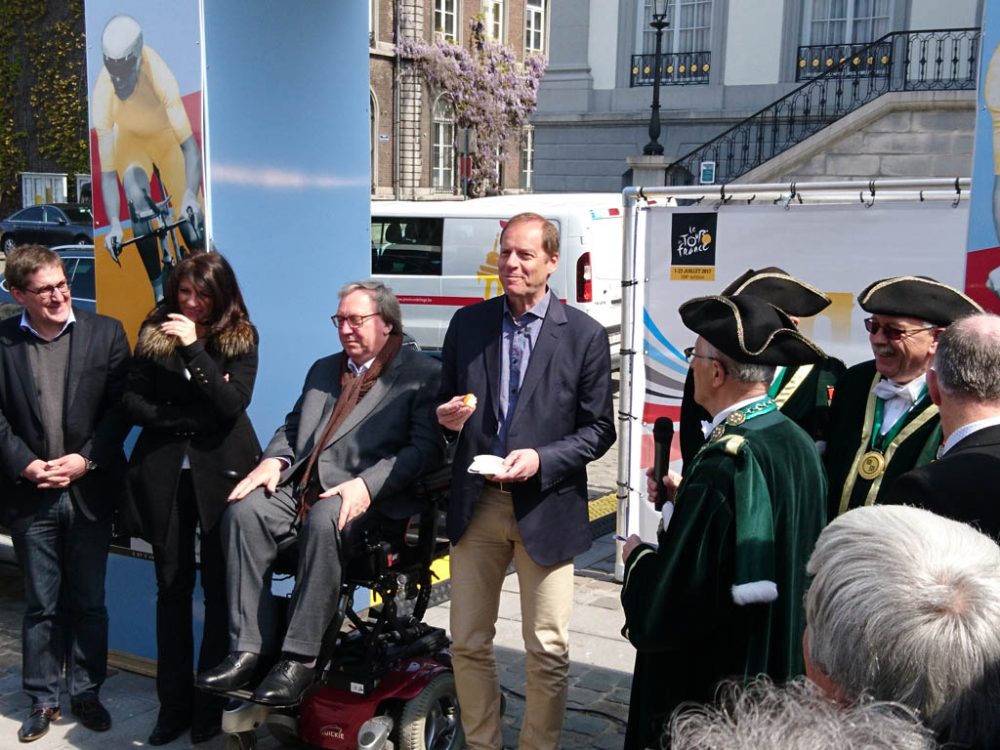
[106,220,123,258]
[436,396,475,432]
[623,533,644,560]
[23,454,88,489]
[319,477,371,530]
[646,466,682,506]
[228,458,283,502]
[160,313,198,346]
[493,449,540,482]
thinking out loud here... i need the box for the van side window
[371,217,443,276]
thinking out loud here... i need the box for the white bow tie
[873,379,916,405]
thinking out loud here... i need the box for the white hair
[806,505,1000,746]
[703,340,776,384]
[668,677,936,750]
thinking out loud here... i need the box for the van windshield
[371,217,444,276]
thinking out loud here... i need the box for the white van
[371,194,628,359]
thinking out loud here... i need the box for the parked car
[0,203,93,256]
[0,245,96,319]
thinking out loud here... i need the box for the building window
[484,0,504,42]
[432,96,456,192]
[520,128,534,191]
[369,0,376,46]
[435,0,458,42]
[525,0,545,54]
[638,0,712,55]
[803,0,891,46]
[370,92,377,194]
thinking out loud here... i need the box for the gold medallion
[709,425,725,442]
[858,450,887,480]
[726,411,747,427]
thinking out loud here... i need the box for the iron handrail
[667,27,980,185]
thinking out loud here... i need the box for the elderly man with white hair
[804,504,1000,747]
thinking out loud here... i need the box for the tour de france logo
[670,212,718,281]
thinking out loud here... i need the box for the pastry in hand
[462,393,478,409]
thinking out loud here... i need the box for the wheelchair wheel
[224,730,257,750]
[398,673,463,750]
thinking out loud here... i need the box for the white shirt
[877,374,927,435]
[941,415,1000,456]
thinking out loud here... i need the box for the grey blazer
[263,345,444,518]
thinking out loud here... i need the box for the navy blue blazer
[0,308,131,529]
[440,295,616,566]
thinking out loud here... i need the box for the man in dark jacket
[0,244,130,742]
[885,313,1000,538]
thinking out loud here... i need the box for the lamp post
[642,0,670,156]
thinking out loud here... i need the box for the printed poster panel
[625,201,970,539]
[84,0,205,343]
[965,0,1000,312]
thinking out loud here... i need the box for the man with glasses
[824,275,981,519]
[621,294,828,750]
[197,281,443,705]
[0,244,130,742]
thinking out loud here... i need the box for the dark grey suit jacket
[440,295,616,566]
[885,423,1000,540]
[0,308,131,529]
[263,345,444,519]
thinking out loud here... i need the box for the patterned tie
[498,321,530,452]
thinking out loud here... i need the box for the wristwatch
[82,456,97,472]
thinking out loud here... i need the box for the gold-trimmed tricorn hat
[857,275,982,326]
[721,267,831,318]
[680,294,827,366]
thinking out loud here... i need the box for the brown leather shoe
[18,706,60,743]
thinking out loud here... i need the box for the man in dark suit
[197,281,443,706]
[885,313,1000,538]
[437,212,616,750]
[0,244,130,742]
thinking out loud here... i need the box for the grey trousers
[221,485,345,658]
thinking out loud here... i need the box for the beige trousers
[449,486,574,750]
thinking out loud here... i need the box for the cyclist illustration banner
[965,0,1000,313]
[84,0,204,341]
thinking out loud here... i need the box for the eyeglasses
[332,312,380,329]
[22,280,70,302]
[683,346,727,373]
[863,317,935,341]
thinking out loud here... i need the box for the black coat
[0,309,131,529]
[884,423,1000,540]
[122,320,261,546]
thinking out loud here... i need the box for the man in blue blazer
[437,212,616,750]
[0,244,130,742]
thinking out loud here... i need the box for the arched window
[431,96,456,192]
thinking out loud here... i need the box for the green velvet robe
[621,409,827,749]
[680,358,846,469]
[823,360,941,520]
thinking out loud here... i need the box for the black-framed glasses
[22,280,70,302]
[863,317,935,341]
[683,346,726,372]
[332,312,379,329]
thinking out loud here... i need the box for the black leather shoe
[148,713,190,746]
[251,659,315,706]
[196,651,260,692]
[190,719,221,744]
[70,696,111,732]
[18,706,60,743]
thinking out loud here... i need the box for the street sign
[699,160,716,184]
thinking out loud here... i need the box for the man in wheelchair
[197,281,443,707]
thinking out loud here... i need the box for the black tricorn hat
[721,267,831,317]
[680,295,827,366]
[857,276,982,326]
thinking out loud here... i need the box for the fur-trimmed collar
[135,319,256,363]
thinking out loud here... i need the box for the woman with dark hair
[122,252,261,745]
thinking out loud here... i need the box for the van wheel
[398,673,463,750]
[1,236,16,256]
[224,730,257,750]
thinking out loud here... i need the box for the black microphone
[652,417,674,511]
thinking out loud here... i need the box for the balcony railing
[630,50,711,87]
[666,27,980,186]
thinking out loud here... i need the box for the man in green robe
[621,294,829,749]
[679,267,846,468]
[824,276,981,519]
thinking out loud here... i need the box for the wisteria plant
[398,16,547,196]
